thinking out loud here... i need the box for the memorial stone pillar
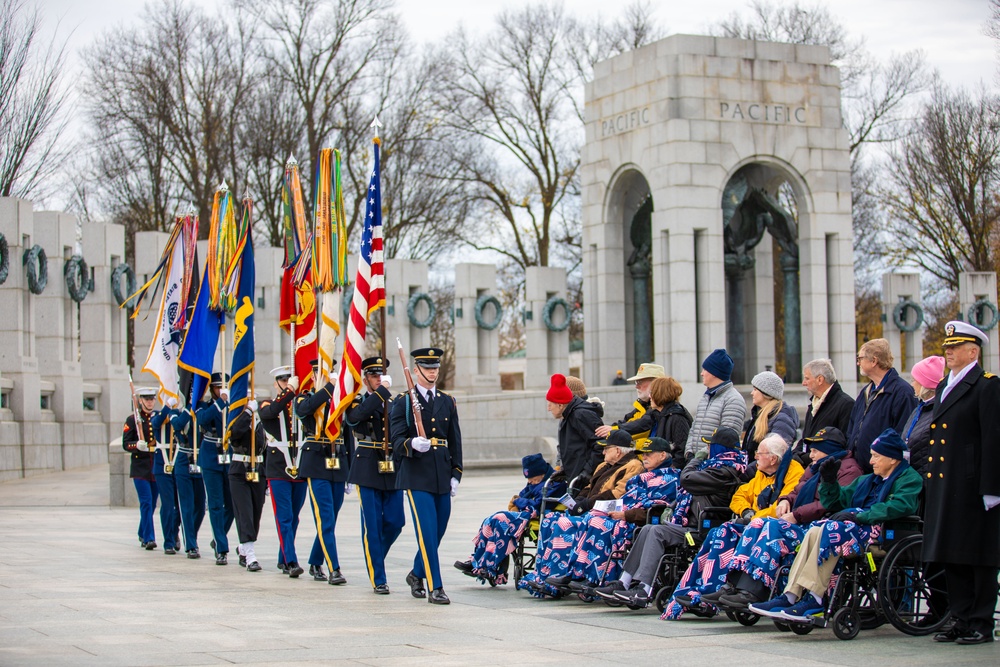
[524,266,569,390]
[959,271,1000,372]
[384,259,430,365]
[881,272,923,373]
[452,263,500,394]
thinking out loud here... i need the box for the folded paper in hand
[592,499,623,513]
[558,493,577,509]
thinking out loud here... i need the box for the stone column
[959,271,1000,372]
[881,272,923,373]
[32,211,83,474]
[251,246,285,398]
[0,197,37,479]
[81,220,130,457]
[524,266,569,390]
[383,259,430,365]
[452,263,500,394]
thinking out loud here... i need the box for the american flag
[323,137,386,440]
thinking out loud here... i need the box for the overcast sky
[44,0,997,89]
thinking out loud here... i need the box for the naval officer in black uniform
[389,347,463,605]
[346,356,404,594]
[227,400,267,572]
[924,320,1000,645]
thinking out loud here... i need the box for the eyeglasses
[856,355,868,363]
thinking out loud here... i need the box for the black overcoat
[389,387,462,495]
[923,365,1000,566]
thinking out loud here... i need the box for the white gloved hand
[220,389,230,401]
[381,374,392,388]
[165,396,178,409]
[288,376,299,391]
[450,478,460,498]
[136,440,149,452]
[246,399,258,412]
[344,483,354,496]
[984,494,1000,511]
[411,436,431,453]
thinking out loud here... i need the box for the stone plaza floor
[0,464,997,666]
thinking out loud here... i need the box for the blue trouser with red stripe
[269,479,307,565]
[406,490,451,590]
[358,486,405,587]
[306,478,345,570]
[133,478,158,544]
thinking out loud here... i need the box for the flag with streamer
[178,265,225,405]
[281,156,309,268]
[279,262,317,393]
[226,207,256,428]
[207,183,239,313]
[312,148,350,291]
[322,137,386,441]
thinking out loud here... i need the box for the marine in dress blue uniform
[150,401,181,555]
[194,372,235,565]
[163,396,207,558]
[295,360,352,586]
[345,356,404,594]
[259,365,306,578]
[121,387,159,550]
[924,321,1000,645]
[389,347,463,605]
[227,399,268,572]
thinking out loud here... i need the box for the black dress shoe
[277,563,289,575]
[247,560,262,572]
[310,565,327,581]
[145,541,157,551]
[287,562,304,578]
[454,560,475,576]
[934,626,964,643]
[428,588,451,605]
[374,583,390,595]
[718,590,764,609]
[328,569,346,585]
[186,549,201,559]
[216,553,227,566]
[545,575,572,587]
[164,547,177,555]
[955,630,993,645]
[406,571,426,598]
[239,554,247,567]
[700,583,736,604]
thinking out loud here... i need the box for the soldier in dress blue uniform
[296,359,352,586]
[150,396,181,555]
[121,387,159,550]
[389,347,463,605]
[227,397,267,572]
[924,320,1000,645]
[161,394,207,559]
[346,356,404,594]
[193,373,235,565]
[259,364,306,578]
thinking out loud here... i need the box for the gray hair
[615,445,634,457]
[759,433,789,458]
[803,358,837,384]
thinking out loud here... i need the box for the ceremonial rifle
[397,338,426,439]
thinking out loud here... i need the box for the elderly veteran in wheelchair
[453,454,564,586]
[679,427,864,615]
[518,430,665,597]
[748,428,922,622]
[655,433,803,617]
[592,427,748,609]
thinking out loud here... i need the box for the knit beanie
[702,348,734,382]
[910,356,945,391]
[546,374,574,404]
[565,376,587,398]
[871,428,906,460]
[751,370,785,400]
[522,453,552,479]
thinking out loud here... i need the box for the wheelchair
[511,474,582,590]
[643,506,737,613]
[775,516,950,640]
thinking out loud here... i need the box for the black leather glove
[828,510,857,523]
[571,497,594,516]
[819,458,841,483]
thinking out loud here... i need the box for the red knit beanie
[546,373,574,404]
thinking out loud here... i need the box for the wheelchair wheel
[877,534,951,636]
[654,587,673,613]
[733,610,760,626]
[773,620,792,632]
[724,610,737,622]
[789,621,814,635]
[855,587,884,630]
[832,607,861,640]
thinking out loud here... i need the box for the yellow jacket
[729,459,805,519]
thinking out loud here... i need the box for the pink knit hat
[911,355,945,390]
